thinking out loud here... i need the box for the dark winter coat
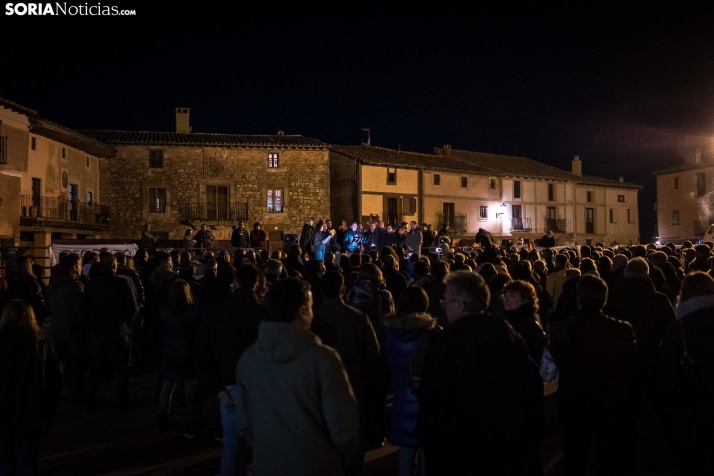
[605,277,675,382]
[383,312,437,447]
[83,272,137,336]
[550,310,637,418]
[194,288,268,392]
[311,230,328,257]
[345,279,394,337]
[231,227,250,249]
[311,297,380,392]
[417,312,544,475]
[249,229,267,248]
[300,224,314,252]
[8,277,47,325]
[659,298,714,441]
[47,276,86,341]
[503,305,546,364]
[383,232,397,248]
[383,268,407,301]
[0,332,61,436]
[159,304,201,381]
[362,230,382,251]
[194,229,215,248]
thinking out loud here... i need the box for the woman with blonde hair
[158,279,199,429]
[0,300,61,475]
[502,280,545,364]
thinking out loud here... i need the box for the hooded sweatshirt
[235,321,359,476]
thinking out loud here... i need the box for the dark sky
[3,1,714,240]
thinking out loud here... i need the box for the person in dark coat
[502,280,546,364]
[0,300,62,476]
[540,230,556,248]
[7,256,47,326]
[345,264,394,447]
[140,223,157,249]
[46,254,88,404]
[312,271,380,474]
[83,253,138,410]
[417,271,543,475]
[362,223,382,253]
[194,264,268,474]
[300,220,315,255]
[550,275,637,475]
[605,258,675,410]
[384,287,439,476]
[194,224,215,249]
[249,222,267,248]
[157,279,201,429]
[230,221,250,249]
[382,255,407,302]
[311,220,331,261]
[659,272,714,475]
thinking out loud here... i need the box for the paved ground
[37,337,675,475]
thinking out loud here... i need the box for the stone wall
[100,145,330,240]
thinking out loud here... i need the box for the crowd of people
[1,218,714,475]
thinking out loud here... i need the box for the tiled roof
[652,161,714,176]
[576,174,642,189]
[0,97,115,158]
[80,130,327,148]
[330,145,492,174]
[450,149,574,180]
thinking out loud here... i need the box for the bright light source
[496,202,507,218]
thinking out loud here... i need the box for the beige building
[83,108,329,241]
[0,97,114,255]
[331,144,642,246]
[654,149,714,243]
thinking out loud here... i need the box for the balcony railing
[178,201,248,223]
[0,136,7,164]
[20,195,110,230]
[437,214,467,233]
[510,217,532,231]
[544,218,567,233]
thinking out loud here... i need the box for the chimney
[695,148,702,164]
[572,155,582,176]
[434,147,444,156]
[618,176,624,182]
[176,108,191,134]
[443,144,452,158]
[277,130,284,135]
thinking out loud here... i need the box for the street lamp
[496,203,507,218]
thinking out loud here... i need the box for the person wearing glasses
[417,271,544,475]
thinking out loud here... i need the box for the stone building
[331,144,642,246]
[654,149,714,243]
[83,108,329,241]
[0,97,114,253]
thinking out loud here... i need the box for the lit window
[479,205,488,220]
[268,153,279,168]
[87,191,93,204]
[267,189,283,212]
[148,188,166,212]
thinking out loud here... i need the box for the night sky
[3,1,714,241]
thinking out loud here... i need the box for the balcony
[544,218,567,233]
[510,217,532,232]
[437,214,467,234]
[20,195,110,231]
[178,201,249,224]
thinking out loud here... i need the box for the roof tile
[80,130,327,148]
